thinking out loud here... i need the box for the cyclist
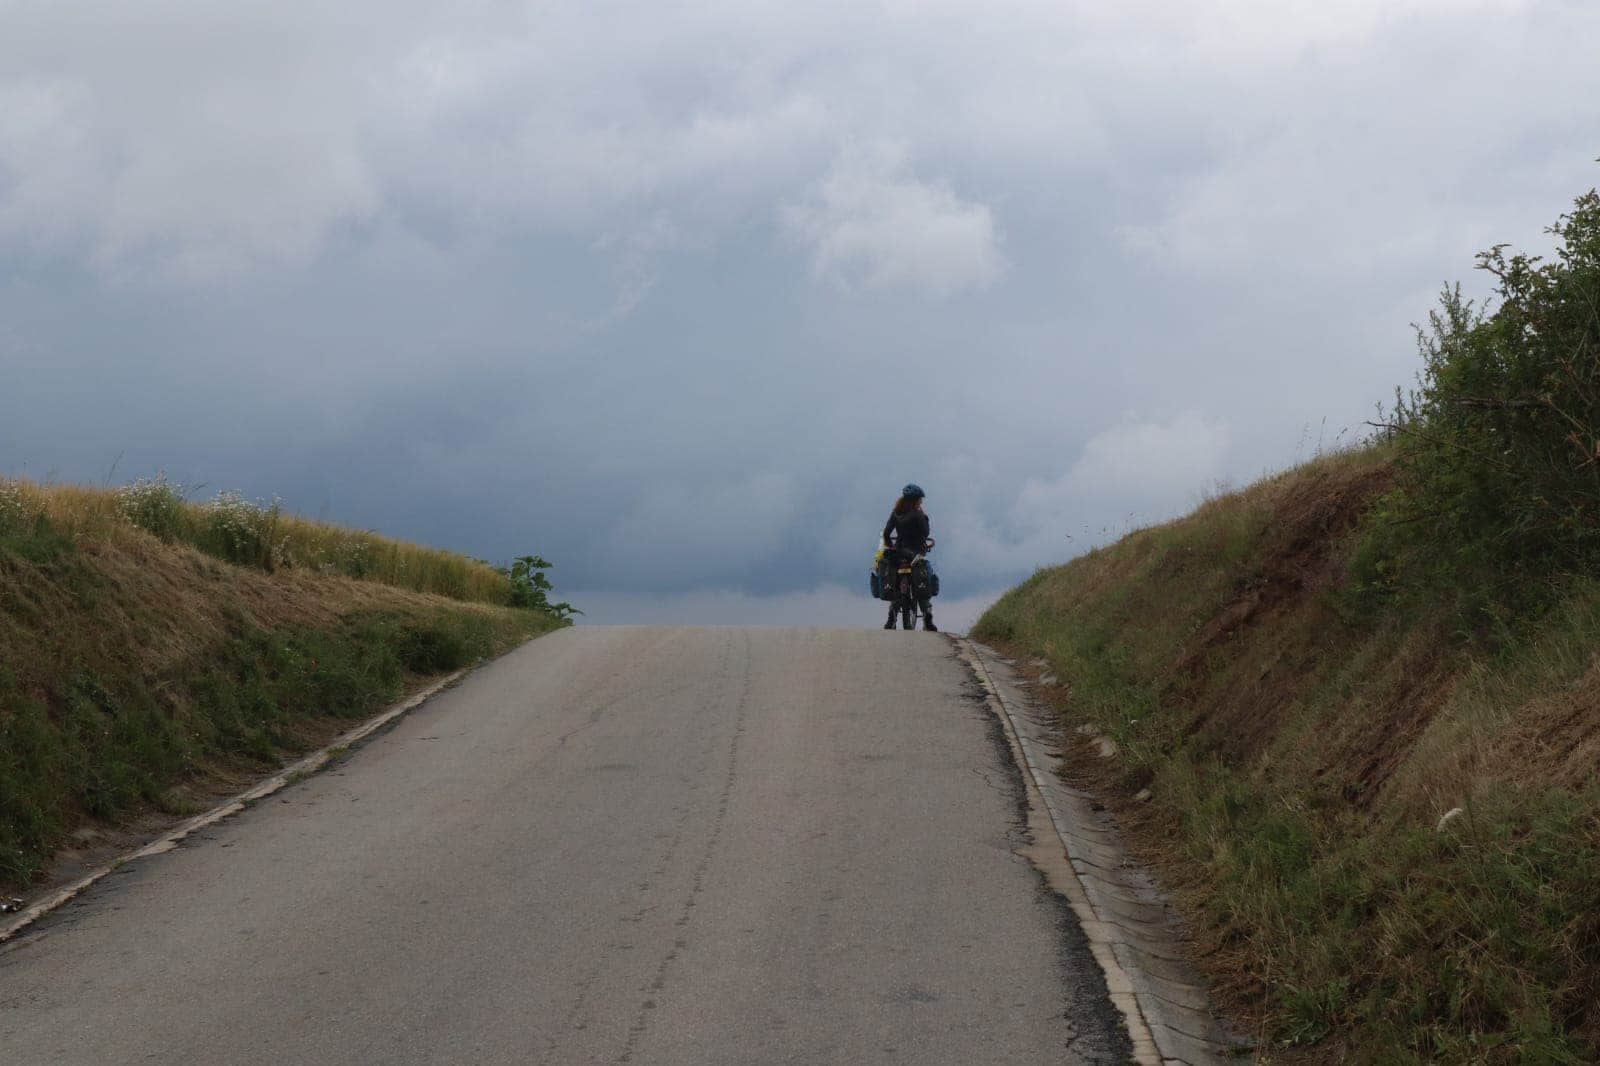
[881,483,936,631]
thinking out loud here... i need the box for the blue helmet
[901,483,925,499]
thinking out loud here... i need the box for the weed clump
[114,474,185,541]
[0,480,29,533]
[201,490,288,570]
[329,533,375,578]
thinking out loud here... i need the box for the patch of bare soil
[1169,463,1398,767]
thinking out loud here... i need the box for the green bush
[1373,186,1600,609]
[503,554,581,619]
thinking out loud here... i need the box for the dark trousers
[885,598,933,625]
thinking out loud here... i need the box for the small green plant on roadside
[1279,977,1349,1047]
[503,554,581,619]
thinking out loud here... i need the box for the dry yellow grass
[4,475,515,605]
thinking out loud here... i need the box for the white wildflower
[204,490,288,567]
[0,480,29,531]
[115,474,185,539]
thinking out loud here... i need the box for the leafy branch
[503,554,581,620]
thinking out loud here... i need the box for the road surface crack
[616,631,753,1064]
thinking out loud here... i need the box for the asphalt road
[0,627,1130,1064]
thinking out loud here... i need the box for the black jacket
[883,508,930,558]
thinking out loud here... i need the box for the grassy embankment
[0,476,568,889]
[977,188,1600,1061]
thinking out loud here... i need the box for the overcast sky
[3,0,1597,626]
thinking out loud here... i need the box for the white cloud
[782,145,1003,295]
[1050,410,1230,506]
[925,412,1232,584]
[1110,0,1582,283]
[0,81,104,254]
[0,23,381,278]
[592,214,685,323]
[0,0,1581,290]
[1008,411,1230,543]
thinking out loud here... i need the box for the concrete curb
[954,636,1242,1066]
[0,668,469,945]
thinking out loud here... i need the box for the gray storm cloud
[3,0,1598,620]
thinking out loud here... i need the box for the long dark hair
[892,494,922,516]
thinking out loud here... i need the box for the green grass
[0,602,551,886]
[0,485,565,889]
[975,447,1600,1061]
[1159,758,1600,1060]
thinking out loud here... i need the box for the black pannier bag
[870,548,937,600]
[871,549,893,601]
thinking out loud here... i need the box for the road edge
[1,664,475,944]
[954,635,1240,1066]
